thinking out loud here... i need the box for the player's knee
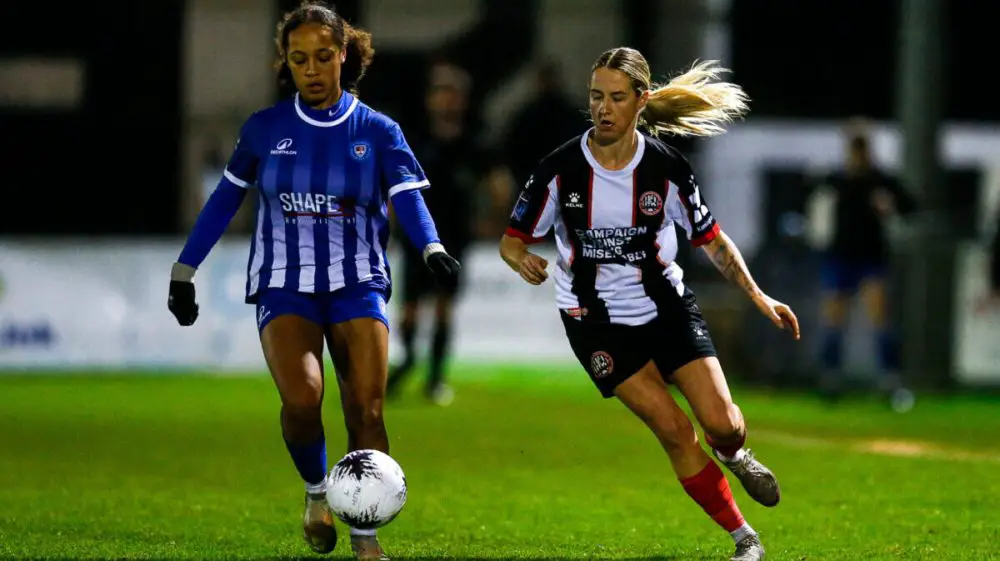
[701,401,745,444]
[639,403,698,452]
[433,298,453,323]
[864,296,887,327]
[823,296,847,326]
[360,401,384,429]
[401,303,418,324]
[346,395,385,430]
[654,412,698,452]
[280,375,324,413]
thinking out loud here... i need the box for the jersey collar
[580,128,646,177]
[294,91,359,128]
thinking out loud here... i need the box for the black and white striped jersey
[506,129,720,326]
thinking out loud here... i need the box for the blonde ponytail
[640,60,749,138]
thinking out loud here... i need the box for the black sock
[428,322,451,391]
[400,318,416,365]
[387,318,417,392]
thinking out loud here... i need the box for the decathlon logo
[271,138,297,156]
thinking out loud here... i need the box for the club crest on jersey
[590,351,614,378]
[639,191,663,216]
[351,142,370,161]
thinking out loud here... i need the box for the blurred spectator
[503,59,589,186]
[387,59,514,405]
[806,117,918,405]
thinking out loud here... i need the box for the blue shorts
[254,283,389,334]
[820,256,885,294]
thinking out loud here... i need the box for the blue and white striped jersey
[221,92,429,302]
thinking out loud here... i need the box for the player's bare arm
[701,231,801,340]
[700,230,761,299]
[499,234,548,285]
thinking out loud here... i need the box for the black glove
[168,280,199,326]
[426,250,461,291]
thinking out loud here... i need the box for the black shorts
[400,244,466,303]
[560,288,717,398]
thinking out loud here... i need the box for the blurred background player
[503,59,590,185]
[808,118,918,404]
[499,48,801,561]
[166,3,459,558]
[386,59,514,405]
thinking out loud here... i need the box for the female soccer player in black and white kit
[499,48,800,561]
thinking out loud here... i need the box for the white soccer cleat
[715,448,781,507]
[427,384,455,406]
[731,533,765,560]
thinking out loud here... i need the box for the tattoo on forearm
[707,234,760,297]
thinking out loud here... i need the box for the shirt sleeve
[665,156,720,247]
[379,119,430,198]
[505,161,559,244]
[221,114,262,189]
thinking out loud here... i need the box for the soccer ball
[326,449,407,529]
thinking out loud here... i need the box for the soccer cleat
[731,533,765,561]
[715,448,781,507]
[351,533,389,560]
[427,383,454,407]
[303,491,338,554]
[889,387,915,413]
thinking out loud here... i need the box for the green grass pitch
[1,365,998,560]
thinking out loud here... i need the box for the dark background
[0,0,988,236]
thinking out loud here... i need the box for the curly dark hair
[274,1,375,95]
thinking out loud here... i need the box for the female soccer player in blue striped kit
[166,3,459,558]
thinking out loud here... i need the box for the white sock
[350,527,377,537]
[730,522,755,544]
[305,476,327,495]
[717,448,746,464]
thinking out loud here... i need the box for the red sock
[705,430,746,460]
[680,460,746,533]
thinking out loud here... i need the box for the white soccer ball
[326,449,407,529]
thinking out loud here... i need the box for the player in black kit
[387,60,509,405]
